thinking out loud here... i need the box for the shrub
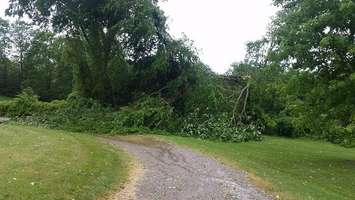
[181,109,263,142]
[324,119,355,147]
[0,101,11,116]
[14,95,177,135]
[0,88,67,117]
[111,96,176,131]
[19,93,112,132]
[3,92,263,143]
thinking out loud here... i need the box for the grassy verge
[156,135,355,200]
[0,96,12,102]
[0,124,129,200]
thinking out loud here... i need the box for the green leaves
[181,111,263,142]
[6,0,186,105]
[0,18,11,58]
[234,0,355,145]
[270,0,355,79]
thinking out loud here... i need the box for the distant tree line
[0,19,73,100]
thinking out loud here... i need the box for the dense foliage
[0,89,260,142]
[6,0,199,106]
[0,19,73,100]
[230,0,355,146]
[0,0,354,145]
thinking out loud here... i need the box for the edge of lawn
[98,138,139,200]
[98,141,133,200]
[1,123,134,200]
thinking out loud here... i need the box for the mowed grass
[0,124,129,200]
[0,96,12,102]
[157,135,355,200]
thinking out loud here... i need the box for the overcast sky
[0,2,7,18]
[0,1,277,74]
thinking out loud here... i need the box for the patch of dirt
[109,160,144,200]
[103,136,272,200]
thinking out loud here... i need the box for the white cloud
[0,0,277,74]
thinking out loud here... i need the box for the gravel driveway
[104,136,272,200]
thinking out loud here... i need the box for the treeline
[0,19,72,100]
[231,0,355,145]
[0,0,354,146]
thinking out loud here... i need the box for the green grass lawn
[0,124,129,200]
[156,135,355,200]
[0,96,12,102]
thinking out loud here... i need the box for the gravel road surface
[104,136,272,200]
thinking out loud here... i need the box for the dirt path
[104,136,272,200]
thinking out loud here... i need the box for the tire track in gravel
[103,136,272,200]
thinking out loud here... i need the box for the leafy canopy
[6,0,196,105]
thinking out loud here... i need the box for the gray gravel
[105,136,272,200]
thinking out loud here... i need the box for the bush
[324,119,355,147]
[2,91,263,143]
[13,95,177,135]
[19,93,113,133]
[0,88,66,117]
[181,110,263,142]
[0,101,11,116]
[112,97,176,131]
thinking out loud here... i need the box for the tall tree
[0,18,18,96]
[6,0,191,105]
[0,18,10,95]
[271,0,355,80]
[23,31,73,101]
[11,20,34,84]
[232,0,355,144]
[0,18,10,58]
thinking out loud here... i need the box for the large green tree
[6,0,194,105]
[270,0,355,143]
[233,0,355,144]
[0,18,11,95]
[23,32,73,100]
[0,18,20,96]
[271,0,355,79]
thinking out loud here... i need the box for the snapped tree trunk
[231,83,250,125]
